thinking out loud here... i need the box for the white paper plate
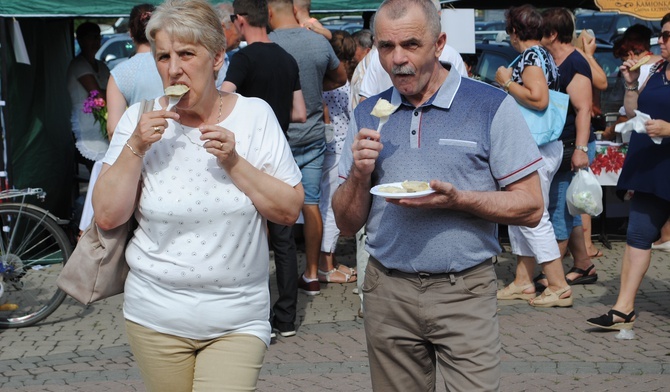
[370,182,435,199]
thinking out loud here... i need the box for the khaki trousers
[364,257,501,392]
[125,320,266,392]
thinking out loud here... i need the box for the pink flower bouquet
[82,90,108,140]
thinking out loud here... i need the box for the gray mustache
[392,65,415,75]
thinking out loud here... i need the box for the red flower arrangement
[82,90,108,140]
[590,145,627,175]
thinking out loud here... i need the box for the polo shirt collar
[390,67,462,110]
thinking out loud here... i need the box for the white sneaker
[278,330,296,337]
[272,328,295,338]
[652,241,670,252]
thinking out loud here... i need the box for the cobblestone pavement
[1,238,669,391]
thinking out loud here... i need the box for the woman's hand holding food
[128,109,179,155]
[582,34,597,57]
[620,59,642,85]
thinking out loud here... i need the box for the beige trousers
[125,320,266,392]
[364,257,501,392]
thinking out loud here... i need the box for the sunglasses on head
[659,31,670,42]
[230,13,248,23]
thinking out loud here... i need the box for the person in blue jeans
[268,0,347,296]
[221,0,306,339]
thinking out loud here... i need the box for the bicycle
[0,188,73,328]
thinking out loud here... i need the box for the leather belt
[369,256,492,281]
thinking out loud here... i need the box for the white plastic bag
[566,169,603,217]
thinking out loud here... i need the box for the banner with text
[596,0,670,20]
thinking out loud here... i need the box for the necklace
[176,91,223,148]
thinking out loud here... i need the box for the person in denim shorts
[268,0,347,296]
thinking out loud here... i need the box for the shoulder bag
[56,216,135,305]
[510,48,570,146]
[56,99,152,305]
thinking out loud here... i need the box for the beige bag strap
[137,99,155,123]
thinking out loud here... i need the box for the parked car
[320,15,364,34]
[96,33,135,70]
[475,20,506,31]
[575,11,660,45]
[471,42,517,87]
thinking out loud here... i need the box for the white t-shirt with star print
[103,94,301,346]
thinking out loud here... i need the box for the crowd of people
[64,0,670,390]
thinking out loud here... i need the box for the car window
[615,16,632,30]
[576,15,615,34]
[600,75,626,113]
[477,51,514,85]
[593,51,620,77]
[100,40,135,63]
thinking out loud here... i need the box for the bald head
[293,0,311,10]
[267,0,293,13]
[376,0,441,42]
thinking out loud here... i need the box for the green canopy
[0,17,75,218]
[0,0,606,17]
[0,1,384,17]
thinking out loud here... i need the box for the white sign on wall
[441,8,475,54]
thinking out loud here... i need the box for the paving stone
[1,241,669,391]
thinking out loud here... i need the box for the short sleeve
[338,115,358,184]
[70,57,95,80]
[224,51,251,88]
[243,98,302,187]
[489,96,544,187]
[103,101,145,166]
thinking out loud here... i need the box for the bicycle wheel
[0,203,72,328]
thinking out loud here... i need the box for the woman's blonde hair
[146,0,226,57]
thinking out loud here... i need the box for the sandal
[565,264,598,285]
[533,273,547,292]
[588,248,604,258]
[587,309,636,330]
[497,282,535,300]
[529,286,573,308]
[335,263,357,276]
[318,268,357,284]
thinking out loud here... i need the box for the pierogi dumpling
[164,84,190,97]
[371,98,398,118]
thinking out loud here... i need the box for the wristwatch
[576,145,588,153]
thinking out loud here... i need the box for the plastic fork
[167,95,182,110]
[377,116,390,133]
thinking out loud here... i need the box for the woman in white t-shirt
[92,1,303,390]
[79,4,164,235]
[66,22,110,167]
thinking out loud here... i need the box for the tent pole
[0,18,10,191]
